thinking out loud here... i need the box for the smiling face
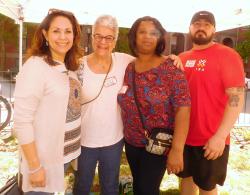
[189,19,215,45]
[42,16,74,62]
[92,25,116,57]
[135,21,160,55]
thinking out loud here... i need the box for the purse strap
[131,64,148,135]
[81,59,112,105]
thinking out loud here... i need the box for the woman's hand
[167,54,184,71]
[29,166,46,188]
[166,148,184,174]
[20,142,46,187]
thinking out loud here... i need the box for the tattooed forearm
[226,87,245,107]
[228,94,240,107]
[236,87,245,92]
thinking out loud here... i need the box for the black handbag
[0,174,23,195]
[131,64,173,155]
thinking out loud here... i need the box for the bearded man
[177,11,245,195]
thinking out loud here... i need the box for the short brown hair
[26,9,83,71]
[128,16,166,57]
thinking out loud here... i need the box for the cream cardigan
[13,56,80,193]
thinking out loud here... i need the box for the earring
[46,41,48,46]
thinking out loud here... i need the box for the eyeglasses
[47,8,75,17]
[137,30,161,38]
[93,34,115,43]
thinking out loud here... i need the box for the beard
[190,30,214,45]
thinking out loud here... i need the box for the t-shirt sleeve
[115,52,134,68]
[171,68,191,107]
[121,52,135,64]
[123,63,131,86]
[220,49,245,88]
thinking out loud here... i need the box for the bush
[236,29,250,64]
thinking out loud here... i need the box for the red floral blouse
[118,59,191,147]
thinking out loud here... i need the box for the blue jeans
[24,162,71,195]
[73,139,124,195]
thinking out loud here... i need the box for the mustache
[195,30,207,36]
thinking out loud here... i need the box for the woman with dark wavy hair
[13,9,83,194]
[26,8,83,70]
[118,16,191,195]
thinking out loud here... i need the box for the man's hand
[203,135,226,160]
[203,87,244,160]
[167,54,184,71]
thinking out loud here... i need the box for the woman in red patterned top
[118,16,191,195]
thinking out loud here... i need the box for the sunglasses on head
[47,8,75,17]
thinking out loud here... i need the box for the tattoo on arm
[226,87,245,107]
[229,94,239,107]
[236,87,245,92]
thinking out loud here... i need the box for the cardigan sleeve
[13,57,46,144]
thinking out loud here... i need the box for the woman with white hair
[73,15,181,195]
[73,15,133,195]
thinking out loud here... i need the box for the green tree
[115,27,131,54]
[236,29,250,64]
[0,13,18,71]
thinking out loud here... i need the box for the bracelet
[28,164,42,174]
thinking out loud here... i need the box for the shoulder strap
[131,64,148,132]
[81,59,112,105]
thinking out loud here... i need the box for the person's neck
[135,53,163,73]
[136,53,157,63]
[91,53,112,65]
[87,53,112,73]
[52,54,65,64]
[192,42,215,51]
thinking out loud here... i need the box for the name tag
[105,76,117,87]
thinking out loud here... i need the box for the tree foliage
[236,29,250,64]
[0,13,18,71]
[115,28,131,54]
